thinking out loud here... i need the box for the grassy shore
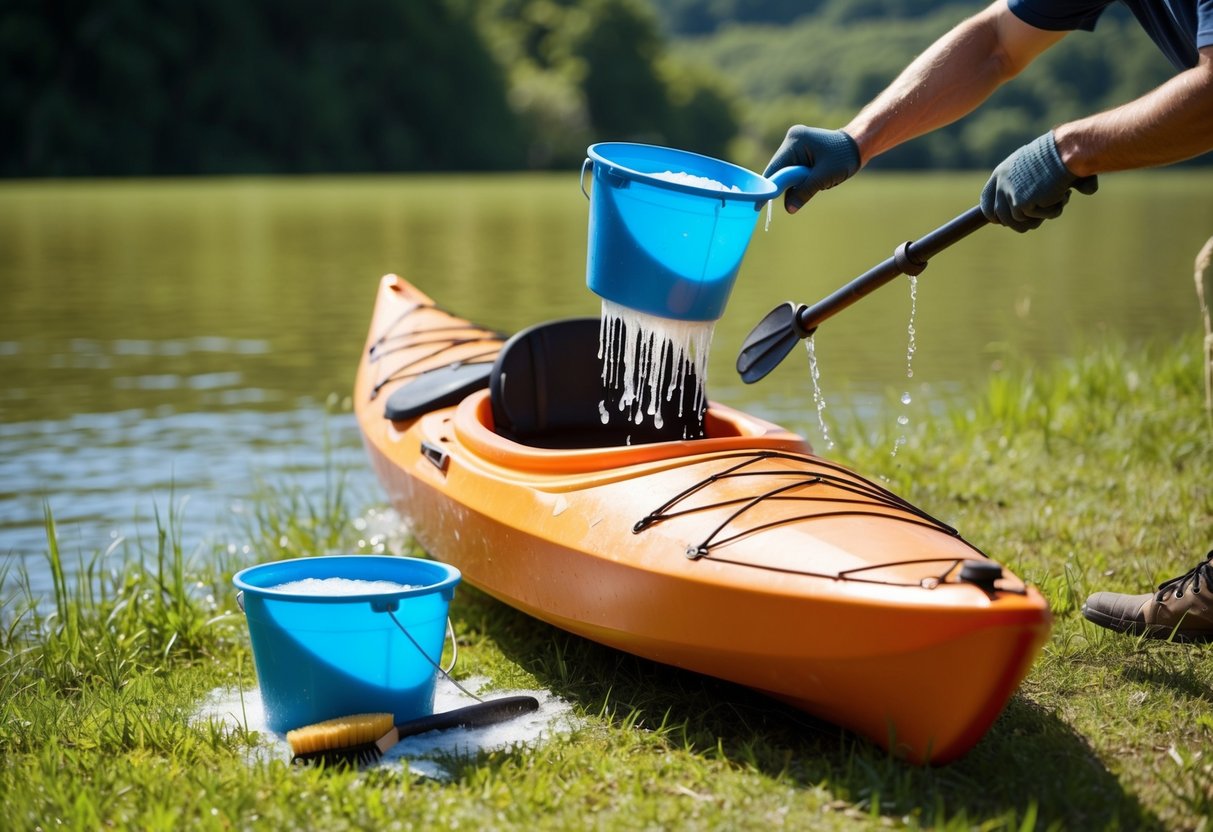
[2,336,1211,831]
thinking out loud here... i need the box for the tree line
[2,0,735,176]
[3,0,1203,177]
[4,0,526,175]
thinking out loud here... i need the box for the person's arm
[844,1,1064,165]
[765,1,1064,212]
[981,44,1213,232]
[1054,47,1213,176]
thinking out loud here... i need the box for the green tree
[2,0,525,176]
[478,0,741,169]
[658,58,739,159]
[574,0,671,143]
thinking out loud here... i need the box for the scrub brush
[286,695,540,766]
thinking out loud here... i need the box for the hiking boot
[1081,551,1213,643]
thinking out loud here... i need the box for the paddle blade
[736,303,809,384]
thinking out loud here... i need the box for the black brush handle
[395,695,540,738]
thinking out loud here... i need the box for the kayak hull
[355,275,1051,764]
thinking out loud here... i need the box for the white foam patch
[195,676,578,778]
[648,170,740,193]
[268,577,416,595]
[195,687,293,765]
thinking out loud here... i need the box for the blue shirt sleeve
[1007,0,1113,32]
[1010,0,1208,69]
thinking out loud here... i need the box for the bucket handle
[581,158,630,197]
[441,616,457,675]
[389,610,479,700]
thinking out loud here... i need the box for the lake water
[2,172,1211,594]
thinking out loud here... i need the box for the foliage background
[2,0,1197,176]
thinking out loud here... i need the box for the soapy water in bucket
[234,555,458,733]
[647,170,741,193]
[599,298,713,433]
[648,169,776,233]
[269,577,418,595]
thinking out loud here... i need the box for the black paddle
[736,206,988,384]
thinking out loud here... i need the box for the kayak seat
[490,317,706,449]
[383,361,494,422]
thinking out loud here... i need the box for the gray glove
[981,132,1098,233]
[763,126,860,214]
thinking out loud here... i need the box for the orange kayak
[354,274,1051,764]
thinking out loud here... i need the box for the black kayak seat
[489,317,706,449]
[383,361,494,422]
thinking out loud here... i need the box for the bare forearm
[1055,50,1213,176]
[844,3,1060,164]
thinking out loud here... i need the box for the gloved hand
[763,126,860,214]
[980,132,1099,233]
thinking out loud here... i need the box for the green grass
[2,336,1211,831]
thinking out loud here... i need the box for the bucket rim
[587,142,777,202]
[232,554,461,604]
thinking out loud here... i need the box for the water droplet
[892,275,919,457]
[804,336,834,450]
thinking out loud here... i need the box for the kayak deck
[354,274,1052,763]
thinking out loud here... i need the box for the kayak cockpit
[367,287,810,469]
[489,317,707,450]
[453,390,808,475]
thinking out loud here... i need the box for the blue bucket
[233,555,461,733]
[582,142,806,322]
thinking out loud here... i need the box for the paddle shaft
[795,206,987,335]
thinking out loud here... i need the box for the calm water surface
[2,172,1210,593]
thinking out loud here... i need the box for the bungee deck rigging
[631,449,983,569]
[367,301,504,399]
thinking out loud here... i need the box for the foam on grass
[196,677,578,778]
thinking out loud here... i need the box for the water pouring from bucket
[581,142,808,322]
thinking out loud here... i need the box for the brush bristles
[286,712,394,757]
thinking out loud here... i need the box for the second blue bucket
[233,555,461,733]
[583,142,805,322]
